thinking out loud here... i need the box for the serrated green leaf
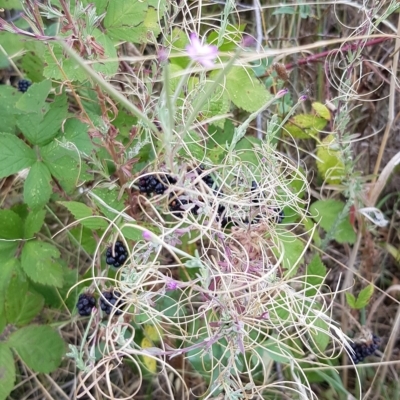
[200,83,230,129]
[113,111,137,138]
[0,86,22,134]
[8,325,64,373]
[23,162,52,210]
[21,241,63,287]
[92,29,119,76]
[104,0,148,43]
[91,187,126,220]
[226,67,272,112]
[140,7,162,42]
[263,339,292,363]
[309,315,330,353]
[17,92,68,146]
[0,133,36,179]
[312,102,331,120]
[58,201,108,230]
[316,135,345,184]
[0,32,24,69]
[272,230,305,277]
[0,210,24,240]
[305,254,327,297]
[0,259,16,311]
[63,118,94,154]
[309,199,356,244]
[354,284,374,309]
[284,114,327,139]
[0,343,16,400]
[0,242,18,264]
[5,269,44,327]
[40,140,81,193]
[43,42,87,82]
[15,80,52,114]
[121,226,143,241]
[24,209,46,238]
[70,226,97,255]
[345,293,357,309]
[21,41,45,82]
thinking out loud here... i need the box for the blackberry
[197,167,215,188]
[17,79,31,93]
[100,290,124,315]
[106,241,128,268]
[349,335,380,364]
[76,293,96,317]
[272,208,285,224]
[169,196,199,216]
[138,174,176,196]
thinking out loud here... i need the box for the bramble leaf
[316,135,345,184]
[354,285,374,309]
[58,201,108,230]
[0,86,22,134]
[345,293,357,309]
[24,209,46,238]
[21,241,63,287]
[41,140,82,193]
[104,0,148,43]
[0,133,36,179]
[23,162,52,210]
[0,343,16,400]
[312,102,331,120]
[5,268,44,327]
[17,92,68,146]
[0,209,24,240]
[15,79,52,114]
[310,199,356,244]
[226,67,272,112]
[8,325,65,373]
[305,254,327,297]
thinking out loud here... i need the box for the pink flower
[185,33,218,68]
[275,88,289,99]
[142,230,152,241]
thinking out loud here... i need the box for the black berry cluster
[76,293,96,316]
[349,335,380,364]
[17,79,31,93]
[138,174,176,195]
[100,291,124,315]
[106,241,128,268]
[197,166,215,188]
[168,197,199,216]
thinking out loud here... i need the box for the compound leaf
[21,241,63,287]
[8,325,65,373]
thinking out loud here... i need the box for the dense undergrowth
[0,0,399,399]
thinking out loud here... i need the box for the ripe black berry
[106,241,128,268]
[138,174,176,196]
[272,208,284,224]
[349,335,380,364]
[100,290,124,315]
[76,293,96,316]
[17,79,31,93]
[169,196,199,216]
[197,166,215,188]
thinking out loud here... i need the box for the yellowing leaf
[312,102,331,120]
[144,324,161,343]
[284,114,327,139]
[316,135,345,184]
[141,337,157,373]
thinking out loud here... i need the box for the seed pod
[273,62,289,81]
